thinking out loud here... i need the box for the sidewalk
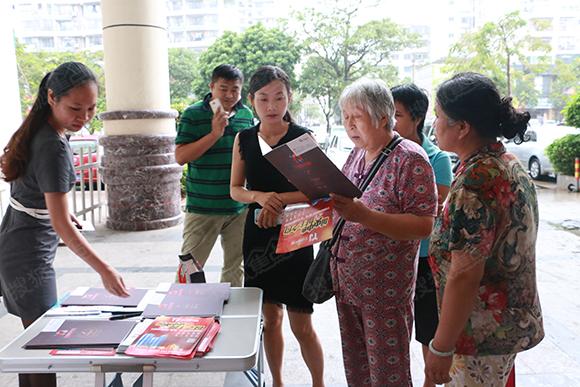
[1,187,580,386]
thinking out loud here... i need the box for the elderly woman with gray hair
[329,78,438,386]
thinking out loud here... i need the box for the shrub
[180,163,188,198]
[546,134,580,175]
[562,93,580,128]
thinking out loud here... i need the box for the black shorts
[413,257,439,346]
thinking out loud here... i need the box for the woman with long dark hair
[0,62,128,387]
[425,72,544,386]
[230,65,325,387]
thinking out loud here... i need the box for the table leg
[141,365,155,387]
[258,336,265,387]
[92,365,106,387]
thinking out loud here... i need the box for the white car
[504,125,580,180]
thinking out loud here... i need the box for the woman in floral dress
[330,78,438,386]
[425,72,544,386]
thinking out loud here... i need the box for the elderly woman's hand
[330,193,370,223]
[425,351,453,385]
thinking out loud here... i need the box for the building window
[186,15,204,25]
[558,37,576,51]
[60,36,84,50]
[88,35,102,46]
[171,32,184,43]
[168,16,184,27]
[168,0,183,11]
[185,0,203,8]
[57,20,73,31]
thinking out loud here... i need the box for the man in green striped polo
[175,64,254,287]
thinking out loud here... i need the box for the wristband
[428,339,455,357]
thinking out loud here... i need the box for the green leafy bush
[546,134,580,175]
[180,163,188,198]
[562,94,580,128]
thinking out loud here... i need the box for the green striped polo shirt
[176,93,254,215]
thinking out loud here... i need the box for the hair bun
[498,97,530,142]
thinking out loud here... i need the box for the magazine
[142,283,230,318]
[125,316,214,359]
[259,133,361,200]
[24,319,136,349]
[61,287,148,307]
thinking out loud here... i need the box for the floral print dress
[430,142,544,357]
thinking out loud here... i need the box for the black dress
[238,123,314,313]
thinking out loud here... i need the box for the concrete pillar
[100,0,181,231]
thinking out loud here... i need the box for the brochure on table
[24,283,231,356]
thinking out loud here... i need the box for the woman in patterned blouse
[426,72,544,386]
[330,78,438,386]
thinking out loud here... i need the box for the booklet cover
[276,199,333,253]
[125,316,214,359]
[259,133,361,200]
[24,319,136,349]
[61,287,148,307]
[142,283,230,318]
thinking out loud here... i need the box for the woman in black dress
[230,65,324,387]
[0,62,128,387]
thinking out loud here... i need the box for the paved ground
[1,184,580,386]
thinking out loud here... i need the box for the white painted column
[99,0,181,231]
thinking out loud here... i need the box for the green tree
[562,93,580,128]
[192,24,302,103]
[168,47,198,105]
[15,40,106,133]
[294,1,418,133]
[550,58,580,114]
[443,11,550,108]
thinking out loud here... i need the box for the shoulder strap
[326,135,403,249]
[359,135,403,192]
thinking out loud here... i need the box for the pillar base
[100,134,182,231]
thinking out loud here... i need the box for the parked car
[503,125,580,180]
[69,135,102,189]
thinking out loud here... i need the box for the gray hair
[339,78,396,130]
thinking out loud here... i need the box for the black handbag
[302,135,403,304]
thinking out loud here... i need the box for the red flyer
[276,199,333,254]
[125,316,214,359]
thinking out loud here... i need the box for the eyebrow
[256,90,285,96]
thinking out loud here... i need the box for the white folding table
[0,287,264,387]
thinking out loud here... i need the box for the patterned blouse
[330,139,438,309]
[430,142,544,356]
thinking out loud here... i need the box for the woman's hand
[425,351,453,385]
[255,192,284,214]
[256,207,280,229]
[330,193,369,223]
[99,265,130,297]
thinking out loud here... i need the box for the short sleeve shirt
[430,142,544,356]
[331,139,438,308]
[10,124,76,209]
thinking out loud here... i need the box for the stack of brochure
[24,319,136,349]
[142,283,231,318]
[124,316,221,359]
